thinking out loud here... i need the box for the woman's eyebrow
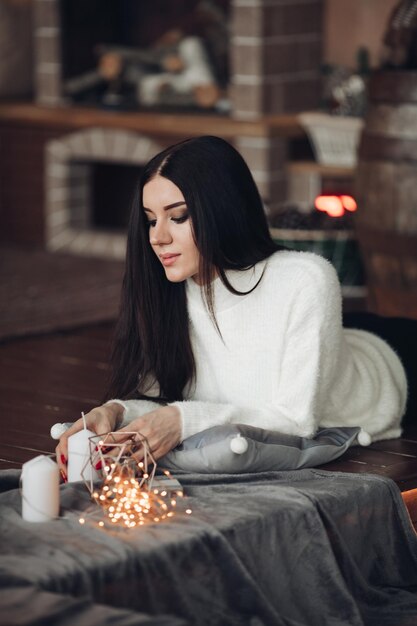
[164,201,187,210]
[143,201,186,213]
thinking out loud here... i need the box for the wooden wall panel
[0,125,70,246]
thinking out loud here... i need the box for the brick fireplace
[33,0,324,258]
[34,0,324,118]
[45,130,167,259]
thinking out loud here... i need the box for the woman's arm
[172,271,337,440]
[105,398,164,426]
[171,318,324,441]
[118,256,343,444]
[173,256,342,440]
[55,398,174,474]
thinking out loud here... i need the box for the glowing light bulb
[314,195,329,212]
[315,195,344,217]
[340,195,357,211]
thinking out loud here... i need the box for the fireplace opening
[91,161,140,231]
[69,160,141,233]
[59,0,230,112]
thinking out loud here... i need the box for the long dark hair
[106,136,281,403]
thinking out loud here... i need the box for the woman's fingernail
[60,469,67,483]
[95,461,102,470]
[60,454,67,464]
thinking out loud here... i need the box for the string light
[78,431,191,528]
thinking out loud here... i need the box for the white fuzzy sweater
[112,251,407,444]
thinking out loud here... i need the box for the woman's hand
[55,402,124,480]
[116,405,182,462]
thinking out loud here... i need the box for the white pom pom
[357,429,372,447]
[230,434,248,455]
[50,423,70,440]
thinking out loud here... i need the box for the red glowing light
[314,194,357,217]
[315,195,344,217]
[340,195,357,212]
[314,196,330,212]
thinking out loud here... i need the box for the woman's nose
[150,221,172,245]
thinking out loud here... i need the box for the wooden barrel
[354,70,417,319]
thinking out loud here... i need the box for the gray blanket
[0,468,417,626]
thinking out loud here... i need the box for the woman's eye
[146,213,189,228]
[171,213,189,224]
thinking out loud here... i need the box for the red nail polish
[60,469,67,483]
[60,454,66,464]
[95,461,102,470]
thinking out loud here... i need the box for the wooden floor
[0,322,114,469]
[1,321,417,527]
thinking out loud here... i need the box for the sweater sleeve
[172,257,342,441]
[105,398,163,428]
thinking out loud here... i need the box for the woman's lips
[160,254,180,267]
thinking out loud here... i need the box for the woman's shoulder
[265,250,339,290]
[262,250,342,320]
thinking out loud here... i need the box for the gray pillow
[159,424,360,473]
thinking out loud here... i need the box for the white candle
[21,455,60,522]
[67,428,100,483]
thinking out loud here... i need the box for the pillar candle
[21,455,60,522]
[67,428,100,483]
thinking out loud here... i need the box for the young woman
[56,135,408,476]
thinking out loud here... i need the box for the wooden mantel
[0,102,303,139]
[0,102,305,247]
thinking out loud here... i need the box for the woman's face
[143,175,202,283]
